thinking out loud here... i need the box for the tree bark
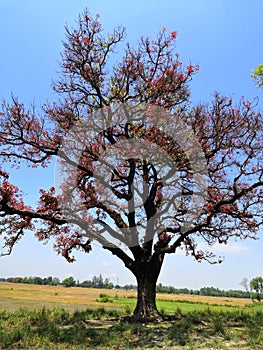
[130,255,164,322]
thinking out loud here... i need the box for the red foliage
[0,9,263,269]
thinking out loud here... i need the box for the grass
[0,282,262,349]
[0,282,254,312]
[0,306,262,349]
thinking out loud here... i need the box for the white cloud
[176,241,249,256]
[199,242,250,255]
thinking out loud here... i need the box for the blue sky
[0,0,262,290]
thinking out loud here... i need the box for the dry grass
[156,292,252,307]
[0,282,252,312]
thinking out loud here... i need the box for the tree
[33,276,44,285]
[91,274,104,288]
[252,64,263,87]
[1,9,263,322]
[250,277,263,301]
[62,276,76,288]
[240,277,251,299]
[50,277,60,286]
[240,277,249,293]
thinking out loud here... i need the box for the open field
[0,282,262,349]
[0,282,255,312]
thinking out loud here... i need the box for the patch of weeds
[97,293,114,303]
[107,309,121,318]
[36,321,60,342]
[92,307,107,319]
[71,309,91,323]
[124,305,132,315]
[246,315,263,347]
[203,306,212,315]
[50,308,70,324]
[27,307,49,327]
[0,327,25,349]
[168,316,193,346]
[211,314,226,336]
[174,306,183,317]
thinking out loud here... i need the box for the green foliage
[1,274,115,289]
[4,276,61,286]
[156,282,179,294]
[245,312,263,347]
[97,293,113,303]
[168,316,193,345]
[252,64,263,87]
[61,276,76,287]
[210,314,227,336]
[250,276,263,301]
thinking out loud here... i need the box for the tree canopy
[250,276,263,301]
[1,9,263,321]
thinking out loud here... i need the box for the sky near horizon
[0,0,262,290]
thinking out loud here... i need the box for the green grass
[0,299,262,349]
[0,285,262,349]
[98,293,263,315]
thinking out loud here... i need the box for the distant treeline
[0,275,116,289]
[0,275,133,290]
[155,284,252,299]
[0,275,255,299]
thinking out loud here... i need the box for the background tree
[250,276,263,301]
[62,276,76,288]
[252,64,263,87]
[240,277,249,293]
[1,9,263,322]
[240,277,251,299]
[91,275,105,289]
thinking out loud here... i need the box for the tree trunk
[130,256,164,323]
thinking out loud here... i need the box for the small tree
[240,277,252,299]
[50,277,60,286]
[240,277,249,292]
[250,277,263,302]
[1,10,263,322]
[62,276,76,288]
[92,274,104,288]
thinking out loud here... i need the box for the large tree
[1,10,263,322]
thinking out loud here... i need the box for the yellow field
[0,282,252,312]
[155,291,252,307]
